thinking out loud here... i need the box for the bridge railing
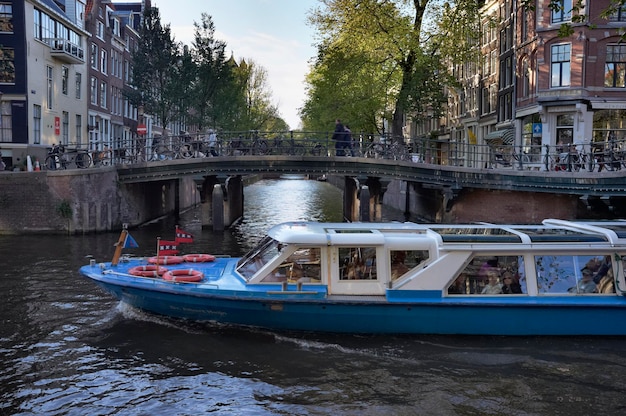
[93,131,626,174]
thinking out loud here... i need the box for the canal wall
[0,168,197,235]
[0,169,617,235]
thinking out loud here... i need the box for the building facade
[411,0,626,170]
[0,0,148,170]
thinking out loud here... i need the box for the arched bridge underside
[117,155,626,197]
[114,155,626,228]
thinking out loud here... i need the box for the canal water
[1,178,625,415]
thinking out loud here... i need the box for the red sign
[54,117,60,135]
[137,124,147,135]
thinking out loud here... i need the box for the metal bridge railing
[71,130,626,174]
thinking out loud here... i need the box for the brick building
[411,0,626,169]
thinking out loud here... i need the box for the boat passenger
[570,268,597,293]
[592,255,611,284]
[501,271,522,294]
[448,274,467,294]
[481,271,503,294]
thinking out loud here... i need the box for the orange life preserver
[162,269,204,283]
[148,255,184,265]
[182,253,216,263]
[128,265,168,278]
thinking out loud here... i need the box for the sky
[154,0,320,130]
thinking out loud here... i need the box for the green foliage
[302,0,479,139]
[127,7,181,128]
[56,200,73,219]
[127,9,287,133]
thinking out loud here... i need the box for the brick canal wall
[0,170,617,234]
[384,180,618,223]
[0,168,197,235]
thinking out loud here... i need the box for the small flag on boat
[123,232,139,249]
[158,239,179,255]
[175,226,194,243]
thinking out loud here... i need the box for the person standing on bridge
[332,119,347,156]
[207,129,218,157]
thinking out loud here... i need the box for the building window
[75,72,82,99]
[100,49,107,74]
[556,114,574,145]
[0,101,11,142]
[500,56,513,87]
[76,114,82,145]
[62,66,69,95]
[90,77,97,105]
[481,87,490,115]
[75,1,85,29]
[521,58,530,97]
[112,17,120,36]
[97,21,104,39]
[100,81,107,108]
[551,44,571,87]
[521,7,530,42]
[62,111,69,145]
[46,66,53,109]
[0,46,15,83]
[609,4,626,22]
[90,43,97,69]
[0,3,13,33]
[605,45,626,87]
[551,0,572,24]
[33,104,42,144]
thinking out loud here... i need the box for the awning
[484,129,514,146]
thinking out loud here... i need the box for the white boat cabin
[235,220,626,297]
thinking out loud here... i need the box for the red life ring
[128,265,168,277]
[148,255,184,265]
[162,269,204,283]
[182,253,216,263]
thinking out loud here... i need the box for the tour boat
[79,219,626,335]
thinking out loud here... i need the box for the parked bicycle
[271,136,306,156]
[229,131,269,156]
[44,144,92,170]
[91,148,113,167]
[148,136,179,161]
[365,139,410,160]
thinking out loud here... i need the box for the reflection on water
[1,178,625,415]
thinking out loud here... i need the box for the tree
[238,59,282,131]
[127,7,181,131]
[190,13,234,130]
[304,0,480,140]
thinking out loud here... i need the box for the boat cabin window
[236,236,283,280]
[448,255,527,295]
[259,248,322,283]
[339,247,377,280]
[535,255,615,294]
[390,250,429,281]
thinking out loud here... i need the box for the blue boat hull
[89,278,626,336]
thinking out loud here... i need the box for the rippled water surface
[1,179,625,415]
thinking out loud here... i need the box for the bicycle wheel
[75,152,92,168]
[292,144,306,156]
[310,143,323,156]
[44,155,58,170]
[255,140,269,155]
[177,143,194,159]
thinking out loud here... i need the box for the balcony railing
[47,38,85,64]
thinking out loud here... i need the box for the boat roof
[266,219,626,246]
